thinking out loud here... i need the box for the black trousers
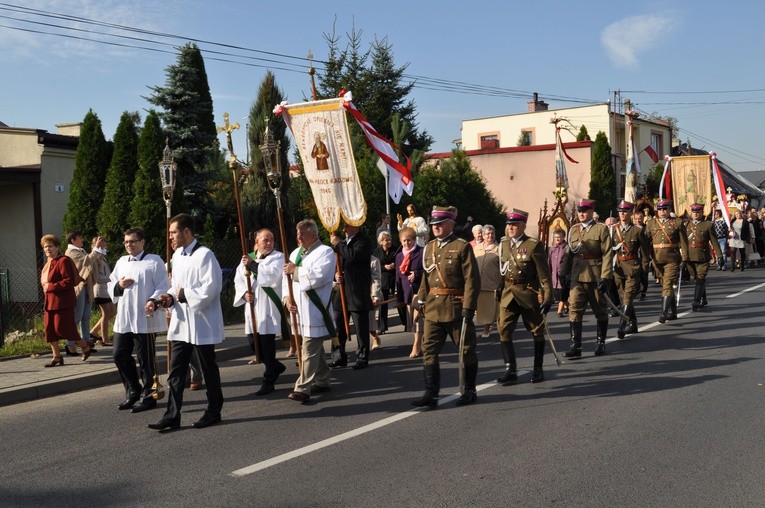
[248,333,284,383]
[379,288,390,332]
[113,332,155,402]
[163,341,223,423]
[331,309,371,364]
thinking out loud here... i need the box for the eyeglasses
[123,239,143,245]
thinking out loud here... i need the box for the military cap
[657,199,672,210]
[690,203,704,213]
[429,206,457,225]
[505,209,529,224]
[576,199,596,211]
[616,200,634,212]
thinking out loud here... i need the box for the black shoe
[594,342,606,356]
[118,395,140,410]
[311,384,331,394]
[147,418,180,431]
[64,345,78,357]
[455,389,477,406]
[563,348,582,359]
[131,399,157,413]
[531,368,544,383]
[255,383,275,396]
[328,360,347,369]
[351,362,367,370]
[496,369,517,384]
[411,393,438,409]
[639,293,646,301]
[192,414,221,429]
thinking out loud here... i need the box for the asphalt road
[1,270,764,507]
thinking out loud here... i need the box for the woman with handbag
[729,209,754,271]
[89,236,116,346]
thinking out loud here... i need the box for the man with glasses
[108,228,170,413]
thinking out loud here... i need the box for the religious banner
[669,155,712,217]
[276,98,366,231]
[624,117,641,203]
[554,125,574,190]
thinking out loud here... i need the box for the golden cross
[216,112,240,167]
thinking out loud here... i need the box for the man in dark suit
[329,222,373,370]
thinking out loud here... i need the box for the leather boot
[659,296,671,323]
[456,363,478,406]
[626,305,638,334]
[496,340,517,384]
[667,295,677,320]
[617,305,629,339]
[411,363,440,409]
[700,280,708,306]
[564,322,582,358]
[531,339,545,383]
[691,282,702,311]
[594,319,608,356]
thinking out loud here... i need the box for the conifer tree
[97,111,140,255]
[62,109,110,238]
[589,131,616,218]
[128,110,167,257]
[146,42,219,217]
[576,125,591,141]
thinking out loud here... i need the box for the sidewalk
[0,324,253,407]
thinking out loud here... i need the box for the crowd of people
[37,198,760,428]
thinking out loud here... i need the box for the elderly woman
[89,235,116,346]
[395,227,424,357]
[548,229,569,317]
[729,209,754,271]
[470,224,484,248]
[473,224,501,337]
[373,230,398,335]
[40,234,92,367]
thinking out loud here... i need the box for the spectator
[747,209,762,267]
[395,227,424,357]
[712,209,729,270]
[89,236,116,346]
[64,231,95,355]
[373,231,398,335]
[729,209,753,271]
[469,224,483,248]
[548,229,569,317]
[369,256,384,349]
[39,234,92,367]
[473,224,500,338]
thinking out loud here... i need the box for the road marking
[726,281,765,298]
[229,380,502,477]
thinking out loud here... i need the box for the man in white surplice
[283,219,336,404]
[235,228,288,396]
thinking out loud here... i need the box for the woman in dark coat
[373,230,398,334]
[395,227,424,357]
[40,234,92,367]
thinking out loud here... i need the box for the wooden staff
[331,230,352,346]
[218,113,261,364]
[274,194,303,371]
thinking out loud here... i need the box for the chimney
[55,122,82,137]
[527,92,548,112]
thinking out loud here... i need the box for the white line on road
[229,380,503,477]
[726,281,765,298]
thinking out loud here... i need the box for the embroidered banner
[278,98,366,231]
[669,155,712,217]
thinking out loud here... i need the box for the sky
[2,0,765,173]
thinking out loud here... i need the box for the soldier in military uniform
[561,199,613,357]
[683,203,723,311]
[644,199,689,322]
[496,209,553,384]
[611,201,650,338]
[411,206,480,408]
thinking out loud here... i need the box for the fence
[0,238,247,347]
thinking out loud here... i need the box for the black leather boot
[496,340,517,384]
[564,322,582,358]
[700,280,708,306]
[594,319,608,356]
[659,296,670,323]
[411,363,440,409]
[668,295,677,320]
[626,305,638,334]
[617,305,629,339]
[691,282,702,311]
[456,363,478,406]
[531,339,545,383]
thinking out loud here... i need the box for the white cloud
[601,14,675,70]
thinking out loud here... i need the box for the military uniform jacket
[416,234,480,323]
[611,224,650,277]
[645,217,688,264]
[499,235,552,310]
[565,221,613,282]
[683,219,723,263]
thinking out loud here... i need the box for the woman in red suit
[40,234,92,367]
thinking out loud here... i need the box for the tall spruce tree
[244,71,295,249]
[589,131,616,218]
[97,111,140,254]
[62,109,110,238]
[128,110,167,257]
[145,42,219,218]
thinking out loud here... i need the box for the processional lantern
[260,126,282,192]
[158,139,177,205]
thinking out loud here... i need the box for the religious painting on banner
[670,155,712,217]
[278,98,366,231]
